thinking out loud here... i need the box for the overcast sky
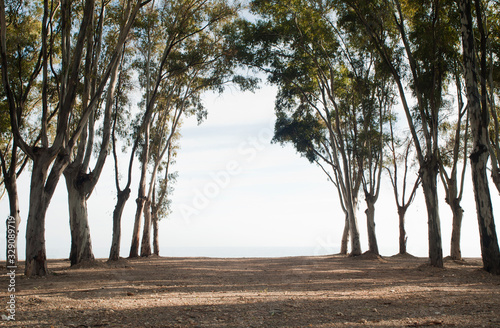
[1,84,497,261]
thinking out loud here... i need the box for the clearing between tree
[1,254,500,327]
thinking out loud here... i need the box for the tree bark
[347,201,361,256]
[64,167,94,265]
[25,153,54,277]
[420,161,443,268]
[459,0,500,274]
[365,197,379,255]
[340,212,349,255]
[398,206,407,255]
[109,187,131,261]
[4,174,20,266]
[140,199,152,257]
[449,198,464,261]
[129,197,145,258]
[152,208,159,256]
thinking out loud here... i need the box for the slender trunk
[140,199,152,257]
[64,168,94,265]
[450,198,464,261]
[420,161,443,268]
[5,175,20,266]
[129,197,145,258]
[109,188,131,261]
[340,212,349,255]
[459,0,500,274]
[365,198,379,255]
[398,206,407,255]
[152,206,159,256]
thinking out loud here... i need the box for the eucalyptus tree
[62,1,133,266]
[0,0,148,276]
[128,0,256,258]
[0,1,42,266]
[241,0,400,256]
[458,0,500,274]
[338,0,460,267]
[438,63,469,261]
[150,137,178,255]
[385,118,421,255]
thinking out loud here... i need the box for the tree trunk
[449,198,464,261]
[109,188,131,261]
[347,204,361,256]
[340,212,349,255]
[5,175,20,267]
[420,161,443,268]
[398,206,407,255]
[140,199,152,257]
[152,207,159,256]
[459,0,500,275]
[25,156,52,277]
[129,197,145,258]
[365,198,379,255]
[64,167,94,265]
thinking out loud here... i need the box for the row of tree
[231,0,500,273]
[0,0,255,277]
[1,0,499,277]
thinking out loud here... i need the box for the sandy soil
[1,253,500,327]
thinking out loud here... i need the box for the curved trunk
[340,212,349,255]
[398,206,407,255]
[420,161,443,268]
[5,175,21,267]
[140,199,152,257]
[64,168,94,265]
[109,188,130,261]
[365,198,379,255]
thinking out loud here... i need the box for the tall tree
[458,0,500,274]
[438,62,469,261]
[128,0,250,258]
[63,0,129,266]
[0,1,42,266]
[340,0,460,267]
[385,119,421,255]
[241,0,400,256]
[0,0,148,276]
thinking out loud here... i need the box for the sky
[1,84,498,261]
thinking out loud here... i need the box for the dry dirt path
[1,254,500,327]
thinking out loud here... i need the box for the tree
[63,0,129,266]
[340,0,460,267]
[438,63,470,261]
[385,119,421,255]
[458,0,500,274]
[0,0,148,276]
[127,0,251,258]
[0,1,42,266]
[242,0,403,256]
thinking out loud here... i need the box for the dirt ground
[1,253,500,327]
